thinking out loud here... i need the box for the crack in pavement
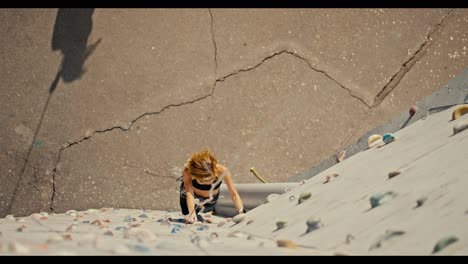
[208,8,218,77]
[216,49,372,108]
[372,9,454,108]
[48,46,373,211]
[49,92,213,211]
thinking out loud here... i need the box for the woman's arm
[222,165,245,214]
[182,169,197,223]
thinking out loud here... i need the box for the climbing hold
[232,213,246,224]
[196,225,209,231]
[298,192,312,204]
[276,221,287,230]
[30,213,42,221]
[103,231,114,236]
[85,209,99,214]
[306,217,321,233]
[289,195,295,202]
[266,193,279,203]
[370,191,397,208]
[129,244,150,253]
[367,134,383,148]
[277,239,297,248]
[138,214,149,218]
[323,172,339,184]
[453,120,468,135]
[409,105,417,116]
[432,236,458,254]
[382,133,396,144]
[65,224,78,232]
[246,220,254,225]
[16,225,27,232]
[123,215,136,222]
[91,220,104,226]
[227,231,248,238]
[369,230,406,251]
[451,105,468,120]
[388,171,401,179]
[336,150,346,162]
[416,197,427,208]
[5,215,15,221]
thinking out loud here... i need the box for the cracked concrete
[372,9,454,108]
[208,9,218,77]
[50,53,369,213]
[2,9,468,217]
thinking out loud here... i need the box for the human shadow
[6,8,102,214]
[50,8,102,92]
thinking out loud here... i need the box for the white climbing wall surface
[1,105,468,255]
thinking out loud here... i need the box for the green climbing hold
[298,192,312,204]
[432,236,458,254]
[276,221,287,230]
[369,230,406,251]
[370,191,397,208]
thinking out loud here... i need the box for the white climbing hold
[232,213,246,223]
[453,120,468,135]
[266,193,280,203]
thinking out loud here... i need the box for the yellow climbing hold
[451,105,468,120]
[367,134,382,148]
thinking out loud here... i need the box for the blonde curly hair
[184,148,221,181]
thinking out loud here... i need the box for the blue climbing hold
[382,133,395,144]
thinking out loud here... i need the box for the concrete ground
[1,9,468,218]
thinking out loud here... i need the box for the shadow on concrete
[51,8,101,90]
[6,8,102,215]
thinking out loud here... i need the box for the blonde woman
[179,149,245,224]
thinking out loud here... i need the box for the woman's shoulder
[216,164,228,171]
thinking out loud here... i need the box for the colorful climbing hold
[369,230,406,251]
[451,105,468,120]
[306,217,321,233]
[298,192,312,204]
[367,134,383,148]
[370,191,397,208]
[382,133,396,144]
[432,236,458,254]
[277,239,297,248]
[336,150,346,162]
[409,105,417,116]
